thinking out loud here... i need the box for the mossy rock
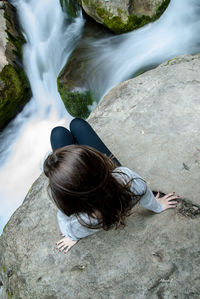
[0,2,31,130]
[4,1,26,64]
[57,80,96,119]
[0,64,31,130]
[80,0,170,34]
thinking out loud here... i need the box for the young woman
[44,118,179,254]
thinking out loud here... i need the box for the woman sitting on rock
[43,118,179,253]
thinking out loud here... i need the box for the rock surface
[88,54,200,205]
[0,1,31,130]
[0,55,200,298]
[79,0,170,33]
[0,4,8,71]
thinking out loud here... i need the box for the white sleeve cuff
[139,186,163,213]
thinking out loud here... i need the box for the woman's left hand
[56,234,78,253]
[155,192,179,211]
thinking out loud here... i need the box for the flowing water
[1,0,200,233]
[0,0,84,233]
[79,0,200,99]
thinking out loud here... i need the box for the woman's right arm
[57,209,100,241]
[56,210,100,253]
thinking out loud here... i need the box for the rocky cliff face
[0,2,7,71]
[79,0,170,34]
[0,1,31,130]
[0,55,200,298]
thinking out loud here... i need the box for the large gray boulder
[79,0,170,33]
[0,54,200,298]
[88,54,200,205]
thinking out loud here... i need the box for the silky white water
[0,0,84,233]
[1,0,200,233]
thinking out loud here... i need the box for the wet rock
[79,0,170,34]
[0,1,31,130]
[0,54,200,298]
[0,2,8,71]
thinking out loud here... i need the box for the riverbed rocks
[79,0,170,33]
[0,1,31,130]
[0,54,200,298]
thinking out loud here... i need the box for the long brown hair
[43,145,141,230]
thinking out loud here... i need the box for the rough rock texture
[0,4,8,71]
[0,1,31,130]
[0,55,200,298]
[79,0,170,33]
[88,54,200,205]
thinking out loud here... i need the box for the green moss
[4,10,26,61]
[81,0,89,6]
[98,11,151,34]
[0,64,31,129]
[155,0,170,17]
[60,0,80,18]
[165,57,179,65]
[57,80,96,119]
[96,0,170,34]
[7,290,13,298]
[2,265,6,273]
[28,186,32,193]
[2,222,7,233]
[0,3,31,130]
[133,69,146,78]
[5,30,25,60]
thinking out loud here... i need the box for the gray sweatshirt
[57,166,163,241]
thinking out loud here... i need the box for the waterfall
[1,0,200,233]
[0,0,84,233]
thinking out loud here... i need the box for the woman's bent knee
[50,126,74,151]
[51,126,69,139]
[70,118,89,133]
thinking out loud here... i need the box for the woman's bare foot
[155,192,179,211]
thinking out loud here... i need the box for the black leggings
[50,118,121,167]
